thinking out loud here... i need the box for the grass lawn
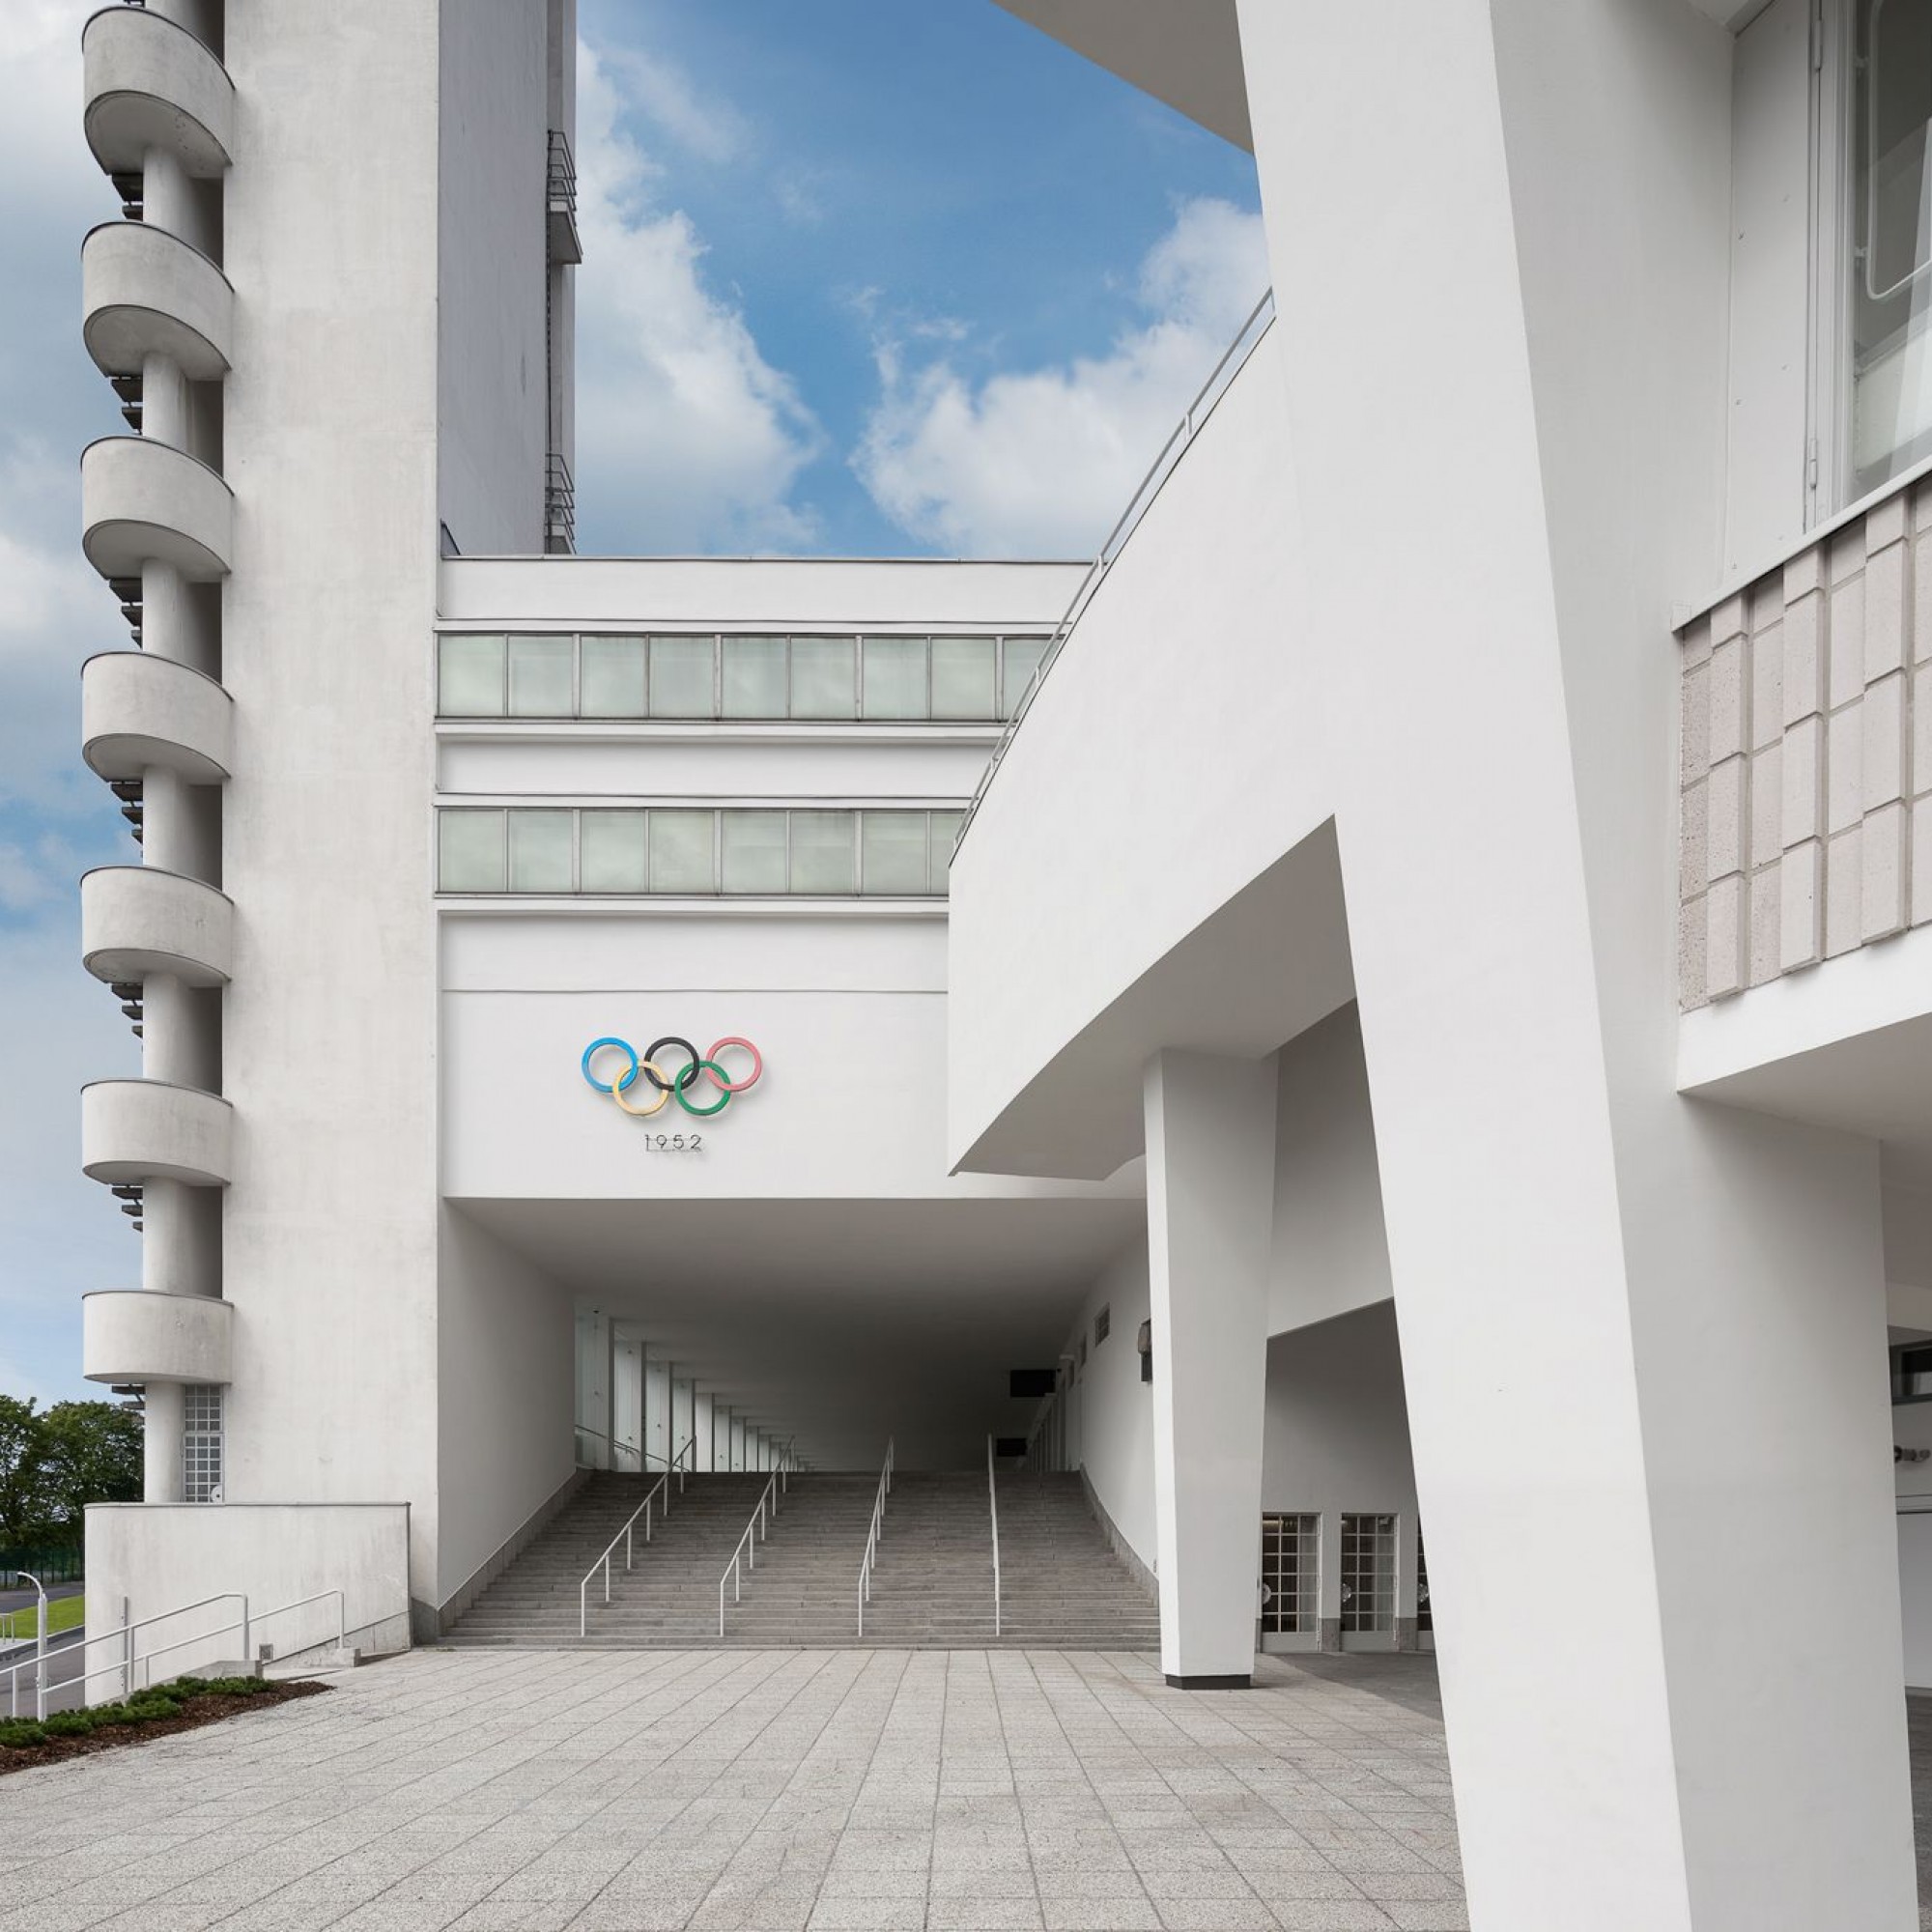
[1,1595,83,1643]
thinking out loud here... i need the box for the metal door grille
[183,1384,223,1503]
[1339,1512,1396,1633]
[1260,1512,1319,1634]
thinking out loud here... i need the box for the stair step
[446,1471,1158,1651]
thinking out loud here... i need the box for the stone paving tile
[0,1650,1471,1931]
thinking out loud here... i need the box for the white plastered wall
[1269,1005,1392,1331]
[437,0,548,554]
[1060,1241,1156,1572]
[1262,1304,1419,1649]
[218,0,443,1617]
[435,1206,574,1613]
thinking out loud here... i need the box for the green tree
[35,1402,143,1535]
[0,1395,47,1546]
[0,1396,142,1546]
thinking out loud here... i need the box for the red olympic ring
[703,1036,762,1094]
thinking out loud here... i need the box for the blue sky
[0,1,1261,1404]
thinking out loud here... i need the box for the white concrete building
[63,0,1932,1923]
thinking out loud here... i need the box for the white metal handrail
[987,1435,1002,1638]
[954,287,1275,853]
[717,1437,796,1637]
[578,1472,668,1637]
[4,1586,368,1719]
[855,1435,896,1637]
[576,1427,697,1490]
[575,1425,644,1472]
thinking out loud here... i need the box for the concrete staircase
[440,1467,1158,1650]
[992,1473,1162,1649]
[445,1471,768,1647]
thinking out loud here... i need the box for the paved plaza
[0,1649,1464,1932]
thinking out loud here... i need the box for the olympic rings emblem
[581,1035,763,1121]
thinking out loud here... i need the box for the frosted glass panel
[928,810,965,891]
[1853,0,1932,494]
[508,810,573,891]
[649,810,715,892]
[580,811,648,893]
[931,637,996,719]
[790,810,857,893]
[722,636,787,718]
[863,637,927,719]
[863,812,928,894]
[1002,639,1050,716]
[791,637,856,719]
[442,810,955,896]
[439,809,504,891]
[722,810,787,893]
[508,636,573,717]
[439,636,504,716]
[650,637,715,718]
[581,636,646,718]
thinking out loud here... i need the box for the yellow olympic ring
[611,1060,675,1118]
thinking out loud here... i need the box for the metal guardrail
[3,1587,365,1719]
[855,1436,896,1637]
[718,1437,796,1638]
[953,288,1276,853]
[546,128,578,220]
[575,1429,696,1490]
[579,1473,668,1638]
[545,450,576,554]
[987,1435,1002,1639]
[575,1425,641,1471]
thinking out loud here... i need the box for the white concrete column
[139,559,214,677]
[644,1355,669,1467]
[143,1380,185,1504]
[142,972,215,1092]
[143,146,195,245]
[142,144,218,262]
[141,351,190,452]
[138,1180,219,1300]
[1145,1047,1278,1686]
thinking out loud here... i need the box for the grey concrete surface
[0,1649,1464,1931]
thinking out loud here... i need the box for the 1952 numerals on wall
[643,1133,703,1151]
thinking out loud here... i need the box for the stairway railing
[579,1472,668,1638]
[574,1424,642,1472]
[4,1586,384,1718]
[855,1435,896,1637]
[987,1435,1002,1638]
[717,1437,797,1637]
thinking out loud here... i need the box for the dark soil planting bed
[0,1675,328,1774]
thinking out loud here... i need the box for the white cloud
[596,42,749,167]
[573,42,822,554]
[853,197,1270,558]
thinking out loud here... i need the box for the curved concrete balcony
[82,5,234,179]
[83,1289,231,1386]
[82,866,233,988]
[82,1078,232,1187]
[82,650,233,784]
[82,221,233,381]
[81,437,232,582]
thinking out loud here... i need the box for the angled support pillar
[1145,1047,1278,1687]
